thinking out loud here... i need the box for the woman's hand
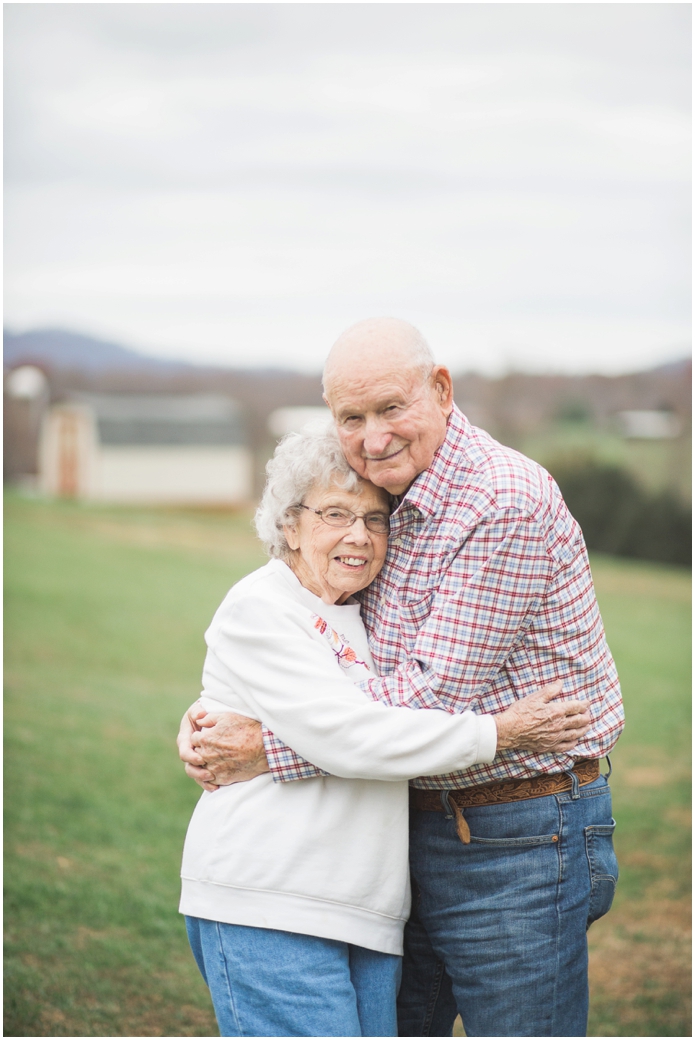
[494,681,592,753]
[177,704,221,791]
[177,706,270,788]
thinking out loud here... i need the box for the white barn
[39,394,252,504]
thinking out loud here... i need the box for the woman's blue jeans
[185,917,402,1037]
[397,773,618,1037]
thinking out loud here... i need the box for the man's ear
[283,524,300,551]
[431,366,454,414]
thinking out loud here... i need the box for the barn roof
[70,393,247,446]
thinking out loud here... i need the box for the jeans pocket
[584,820,618,927]
[470,833,559,848]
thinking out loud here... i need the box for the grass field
[4,494,691,1037]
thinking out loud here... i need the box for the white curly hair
[254,418,366,560]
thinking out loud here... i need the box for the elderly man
[179,318,624,1037]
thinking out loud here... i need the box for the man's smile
[364,446,406,462]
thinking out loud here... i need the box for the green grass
[4,494,691,1036]
[584,555,691,1037]
[4,495,266,1037]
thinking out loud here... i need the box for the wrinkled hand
[494,680,592,753]
[177,704,221,792]
[187,711,269,787]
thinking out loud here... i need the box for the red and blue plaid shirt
[264,405,624,788]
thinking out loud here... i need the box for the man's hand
[178,707,269,788]
[494,681,592,753]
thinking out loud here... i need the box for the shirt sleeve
[207,588,497,783]
[361,511,553,712]
[263,511,549,781]
[262,725,330,781]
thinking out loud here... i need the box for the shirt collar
[395,404,471,520]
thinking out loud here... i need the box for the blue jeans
[397,773,618,1037]
[185,917,402,1037]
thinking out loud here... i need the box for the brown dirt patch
[72,925,131,950]
[116,991,218,1037]
[588,895,691,1035]
[620,765,672,787]
[590,563,691,605]
[36,509,263,563]
[665,806,692,829]
[39,1007,68,1031]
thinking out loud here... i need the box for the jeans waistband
[411,759,601,812]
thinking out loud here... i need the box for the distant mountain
[3,328,190,372]
[5,325,690,385]
[649,356,692,377]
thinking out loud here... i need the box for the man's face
[325,364,453,495]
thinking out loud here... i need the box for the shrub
[549,461,691,567]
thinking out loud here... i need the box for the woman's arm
[198,589,497,781]
[186,588,588,784]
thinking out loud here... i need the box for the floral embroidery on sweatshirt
[311,614,372,673]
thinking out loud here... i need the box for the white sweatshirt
[180,559,497,955]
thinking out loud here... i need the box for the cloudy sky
[4,3,691,374]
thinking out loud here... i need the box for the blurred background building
[38,393,251,504]
[4,324,691,564]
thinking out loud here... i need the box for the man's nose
[363,417,392,457]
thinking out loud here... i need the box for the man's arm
[184,588,509,782]
[178,513,589,785]
[179,680,591,787]
[249,512,552,781]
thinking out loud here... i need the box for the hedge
[549,461,691,567]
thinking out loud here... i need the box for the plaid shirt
[264,405,624,788]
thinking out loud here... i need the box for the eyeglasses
[297,504,390,534]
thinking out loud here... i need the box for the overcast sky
[4,3,691,375]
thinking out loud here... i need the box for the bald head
[323,317,434,394]
[321,317,454,495]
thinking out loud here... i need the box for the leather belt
[410,758,600,813]
[410,759,601,845]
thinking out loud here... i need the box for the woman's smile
[332,555,368,569]
[283,480,390,604]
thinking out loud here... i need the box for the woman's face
[283,479,390,604]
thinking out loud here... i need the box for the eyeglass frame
[296,503,390,534]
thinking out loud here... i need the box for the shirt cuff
[261,724,329,782]
[477,714,498,763]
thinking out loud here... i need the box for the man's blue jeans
[185,917,402,1037]
[397,773,618,1037]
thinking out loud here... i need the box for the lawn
[4,494,691,1037]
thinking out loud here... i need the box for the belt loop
[566,768,580,800]
[602,755,613,780]
[440,790,453,818]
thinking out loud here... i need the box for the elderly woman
[180,422,589,1038]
